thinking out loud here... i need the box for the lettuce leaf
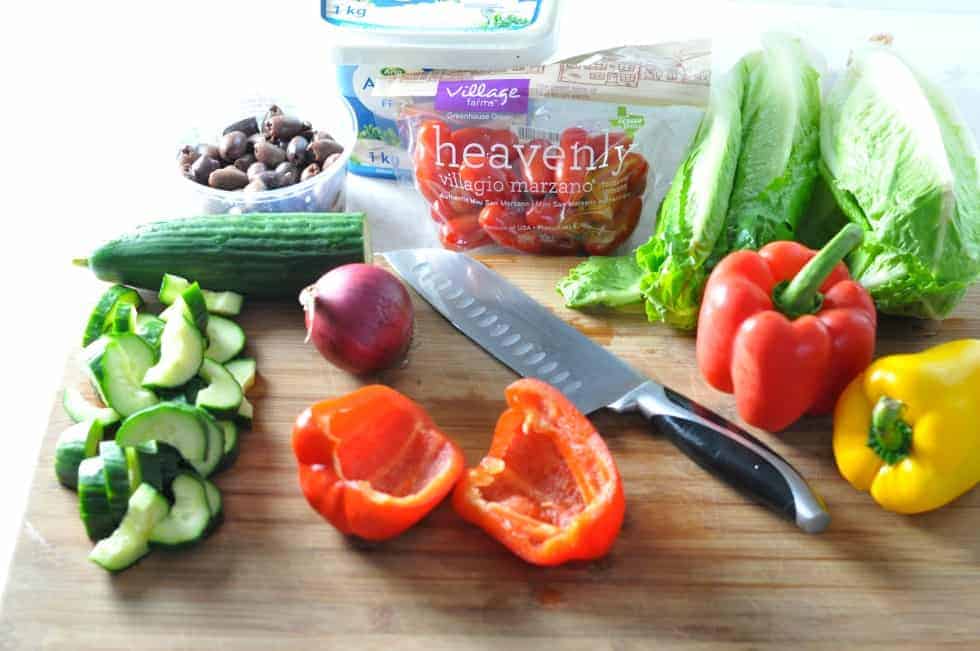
[821,45,980,318]
[557,34,822,329]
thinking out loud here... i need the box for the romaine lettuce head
[821,45,980,318]
[724,35,822,253]
[634,58,746,329]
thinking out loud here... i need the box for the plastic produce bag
[372,41,711,254]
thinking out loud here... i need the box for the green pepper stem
[868,396,913,465]
[71,258,90,268]
[775,224,864,317]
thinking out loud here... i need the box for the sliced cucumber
[125,441,181,493]
[181,282,209,333]
[189,412,225,478]
[159,273,243,316]
[87,333,159,417]
[142,312,205,389]
[202,479,223,535]
[62,387,120,427]
[135,314,166,360]
[224,358,256,392]
[109,303,137,334]
[195,358,243,416]
[82,285,142,347]
[214,420,240,473]
[204,316,246,363]
[149,473,211,548]
[115,402,208,463]
[236,396,254,429]
[89,483,169,572]
[100,441,131,521]
[78,457,118,541]
[54,419,104,489]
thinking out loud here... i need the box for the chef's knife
[383,249,830,534]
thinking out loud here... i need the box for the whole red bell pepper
[453,379,625,566]
[696,224,876,432]
[292,385,465,541]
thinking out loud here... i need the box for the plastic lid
[323,0,560,68]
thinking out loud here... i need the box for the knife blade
[383,249,830,534]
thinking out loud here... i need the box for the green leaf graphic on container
[484,13,531,30]
[610,106,645,137]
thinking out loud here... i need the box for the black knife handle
[618,383,829,533]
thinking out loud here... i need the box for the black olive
[222,116,259,137]
[308,138,344,163]
[244,178,268,193]
[208,165,249,190]
[279,170,297,187]
[219,131,249,163]
[253,140,286,168]
[189,155,221,184]
[286,136,309,165]
[275,161,297,176]
[263,105,283,126]
[322,152,343,169]
[233,153,256,172]
[177,144,200,170]
[264,114,305,142]
[246,161,268,180]
[195,143,221,161]
[300,162,321,182]
[254,170,282,189]
[313,131,334,142]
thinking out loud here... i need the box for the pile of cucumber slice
[57,274,257,572]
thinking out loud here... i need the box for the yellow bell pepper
[833,339,980,514]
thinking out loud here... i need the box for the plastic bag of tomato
[411,118,648,254]
[386,41,712,254]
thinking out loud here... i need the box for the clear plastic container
[177,94,357,214]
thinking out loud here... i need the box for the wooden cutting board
[3,254,979,650]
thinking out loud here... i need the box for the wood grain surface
[2,254,979,650]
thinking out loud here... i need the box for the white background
[1,0,978,591]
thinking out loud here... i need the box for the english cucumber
[89,483,169,572]
[214,420,240,473]
[75,212,367,298]
[190,411,225,478]
[195,358,243,416]
[54,419,104,489]
[115,403,208,463]
[135,313,166,359]
[62,387,120,427]
[78,457,118,541]
[99,441,131,521]
[204,316,245,363]
[82,285,142,347]
[87,333,159,417]
[224,358,256,392]
[109,303,137,334]
[142,311,205,389]
[159,273,243,316]
[149,473,211,548]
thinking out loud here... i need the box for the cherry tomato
[525,198,565,228]
[479,204,543,254]
[588,131,632,167]
[430,198,457,224]
[583,195,643,255]
[439,212,491,251]
[451,127,492,154]
[488,129,519,160]
[556,127,591,205]
[627,155,649,196]
[415,166,447,204]
[460,153,511,203]
[415,119,454,167]
[516,138,556,198]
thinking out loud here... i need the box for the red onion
[300,264,414,374]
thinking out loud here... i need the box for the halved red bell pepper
[696,224,877,432]
[453,379,625,566]
[292,385,465,541]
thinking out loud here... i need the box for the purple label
[435,79,529,114]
